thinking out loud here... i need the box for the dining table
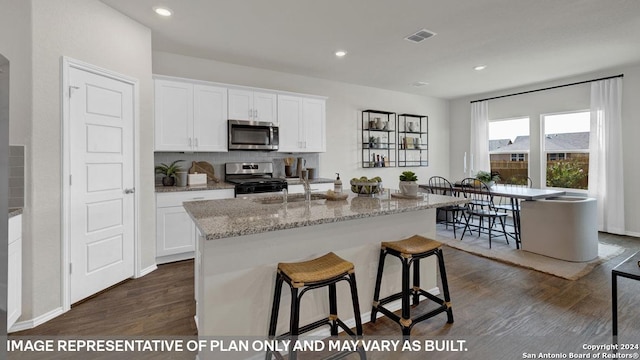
[419,183,566,248]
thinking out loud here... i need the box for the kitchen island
[183,190,467,338]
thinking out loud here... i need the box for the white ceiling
[101,0,640,99]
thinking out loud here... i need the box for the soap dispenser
[334,173,342,193]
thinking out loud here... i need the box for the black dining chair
[459,178,509,249]
[428,176,468,238]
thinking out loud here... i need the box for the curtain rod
[470,74,624,104]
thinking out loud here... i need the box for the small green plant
[475,170,500,183]
[399,171,418,182]
[155,160,184,178]
[546,160,587,189]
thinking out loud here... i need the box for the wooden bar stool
[371,235,453,336]
[266,252,366,360]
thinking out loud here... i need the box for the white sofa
[520,196,597,262]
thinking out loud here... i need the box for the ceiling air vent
[405,29,436,43]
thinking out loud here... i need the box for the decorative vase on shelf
[162,176,175,186]
[399,181,418,197]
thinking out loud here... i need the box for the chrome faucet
[301,176,311,202]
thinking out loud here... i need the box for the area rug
[435,227,624,280]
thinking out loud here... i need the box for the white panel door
[302,98,326,152]
[154,80,193,151]
[69,67,135,304]
[193,85,227,152]
[253,91,277,123]
[277,95,302,152]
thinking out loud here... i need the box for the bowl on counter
[350,180,383,197]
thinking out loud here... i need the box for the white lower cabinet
[8,214,22,331]
[156,189,234,264]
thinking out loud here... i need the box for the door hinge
[69,263,72,274]
[69,174,72,186]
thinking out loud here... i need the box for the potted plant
[399,171,418,196]
[475,170,500,187]
[155,160,184,186]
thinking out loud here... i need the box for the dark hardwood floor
[13,260,197,337]
[10,230,640,359]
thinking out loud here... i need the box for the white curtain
[588,77,625,234]
[470,101,490,177]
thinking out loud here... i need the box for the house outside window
[488,117,530,183]
[542,111,590,190]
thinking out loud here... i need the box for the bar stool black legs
[266,252,366,360]
[371,235,453,336]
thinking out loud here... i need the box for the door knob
[124,188,135,194]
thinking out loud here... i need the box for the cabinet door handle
[253,109,258,119]
[195,138,198,147]
[249,109,252,119]
[188,137,192,147]
[124,188,135,194]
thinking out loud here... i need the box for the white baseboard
[625,230,640,238]
[156,252,195,265]
[138,264,158,278]
[8,307,65,333]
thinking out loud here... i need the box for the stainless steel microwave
[228,120,279,151]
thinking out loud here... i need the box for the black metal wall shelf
[397,113,428,167]
[361,110,395,168]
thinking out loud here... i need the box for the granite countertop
[184,190,468,240]
[155,182,235,193]
[283,177,334,185]
[9,208,23,218]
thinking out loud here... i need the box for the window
[542,111,590,190]
[510,154,525,162]
[488,117,529,182]
[548,153,566,161]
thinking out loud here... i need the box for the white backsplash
[154,151,320,184]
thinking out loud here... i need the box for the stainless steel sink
[254,193,326,204]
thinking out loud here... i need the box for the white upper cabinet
[193,85,227,152]
[154,79,227,152]
[277,95,326,153]
[228,89,277,123]
[154,80,192,151]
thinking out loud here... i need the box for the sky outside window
[544,111,590,134]
[489,117,529,141]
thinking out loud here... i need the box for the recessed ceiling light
[153,6,173,17]
[335,50,347,57]
[474,65,487,71]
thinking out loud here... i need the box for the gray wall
[449,63,640,236]
[8,146,24,208]
[0,54,9,352]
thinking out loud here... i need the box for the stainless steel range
[225,162,287,197]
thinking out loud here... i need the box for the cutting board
[188,161,220,183]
